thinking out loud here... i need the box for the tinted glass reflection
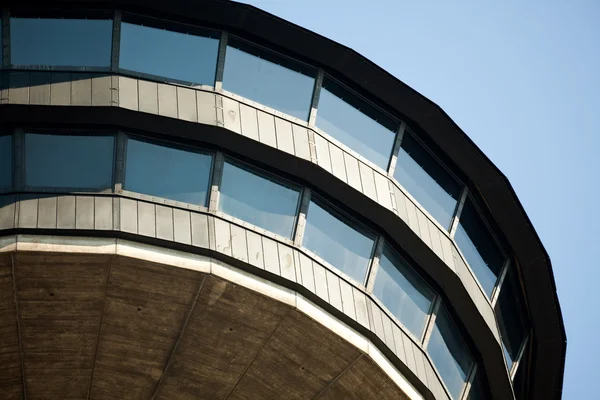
[223,41,315,120]
[303,201,375,282]
[0,136,12,189]
[427,305,474,399]
[25,134,114,189]
[11,18,112,67]
[120,22,219,85]
[219,162,300,238]
[394,133,461,229]
[316,78,397,169]
[495,269,527,372]
[454,199,505,297]
[373,245,435,338]
[125,139,212,205]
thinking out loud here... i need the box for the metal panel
[91,75,112,106]
[177,86,198,122]
[343,151,362,192]
[138,80,158,114]
[262,237,280,276]
[402,334,418,374]
[230,223,248,263]
[297,252,315,293]
[70,73,92,106]
[56,196,76,229]
[391,324,408,364]
[221,96,242,134]
[413,348,429,386]
[257,110,277,148]
[190,212,210,249]
[245,230,264,270]
[239,103,259,141]
[75,196,94,230]
[9,71,29,104]
[196,91,217,126]
[358,161,378,201]
[352,288,370,329]
[157,83,177,118]
[292,124,311,160]
[49,72,71,106]
[328,144,347,183]
[119,198,138,234]
[393,184,409,223]
[29,72,51,105]
[94,196,113,230]
[110,76,119,106]
[339,278,356,321]
[325,270,343,312]
[429,225,445,261]
[405,199,421,236]
[155,205,174,241]
[312,262,329,302]
[439,235,456,271]
[374,172,393,210]
[416,211,433,248]
[277,243,296,282]
[18,195,38,228]
[275,118,295,155]
[118,76,138,111]
[367,300,386,345]
[381,314,397,352]
[137,201,156,237]
[313,133,332,173]
[173,209,192,245]
[0,195,16,229]
[214,218,232,256]
[37,196,57,229]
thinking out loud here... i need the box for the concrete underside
[0,252,410,400]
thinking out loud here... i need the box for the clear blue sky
[240,1,599,398]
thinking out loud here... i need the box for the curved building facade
[0,1,565,400]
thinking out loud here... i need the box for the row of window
[0,131,527,399]
[3,14,510,308]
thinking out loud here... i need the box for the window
[467,374,486,400]
[11,18,112,67]
[124,138,212,206]
[223,39,315,120]
[303,200,375,283]
[24,133,114,189]
[394,133,462,229]
[454,198,505,297]
[0,136,12,190]
[219,161,300,238]
[373,244,435,338]
[120,22,219,85]
[316,77,397,169]
[495,268,528,372]
[427,305,474,399]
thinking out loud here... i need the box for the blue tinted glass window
[11,18,112,67]
[303,201,375,283]
[125,139,212,205]
[316,78,397,169]
[373,245,435,338]
[427,305,474,399]
[0,136,12,189]
[219,161,300,238]
[223,40,315,120]
[25,134,114,189]
[394,133,461,229]
[120,22,219,85]
[455,199,505,297]
[495,269,528,372]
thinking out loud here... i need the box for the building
[0,1,566,399]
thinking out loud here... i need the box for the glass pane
[303,201,375,283]
[219,161,300,238]
[316,78,397,169]
[125,139,212,205]
[0,136,12,189]
[11,18,112,67]
[467,374,485,400]
[25,134,114,189]
[454,199,505,297]
[495,268,528,372]
[223,41,315,120]
[427,305,474,399]
[373,245,435,338]
[120,22,219,85]
[394,133,462,229]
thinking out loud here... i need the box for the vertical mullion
[459,363,478,400]
[114,132,127,193]
[449,186,469,238]
[2,10,10,67]
[111,10,122,72]
[387,121,406,177]
[293,187,311,246]
[365,235,384,291]
[421,295,441,346]
[214,31,228,91]
[208,151,224,212]
[308,69,324,127]
[510,333,530,380]
[491,259,510,307]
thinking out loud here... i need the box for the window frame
[0,133,14,193]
